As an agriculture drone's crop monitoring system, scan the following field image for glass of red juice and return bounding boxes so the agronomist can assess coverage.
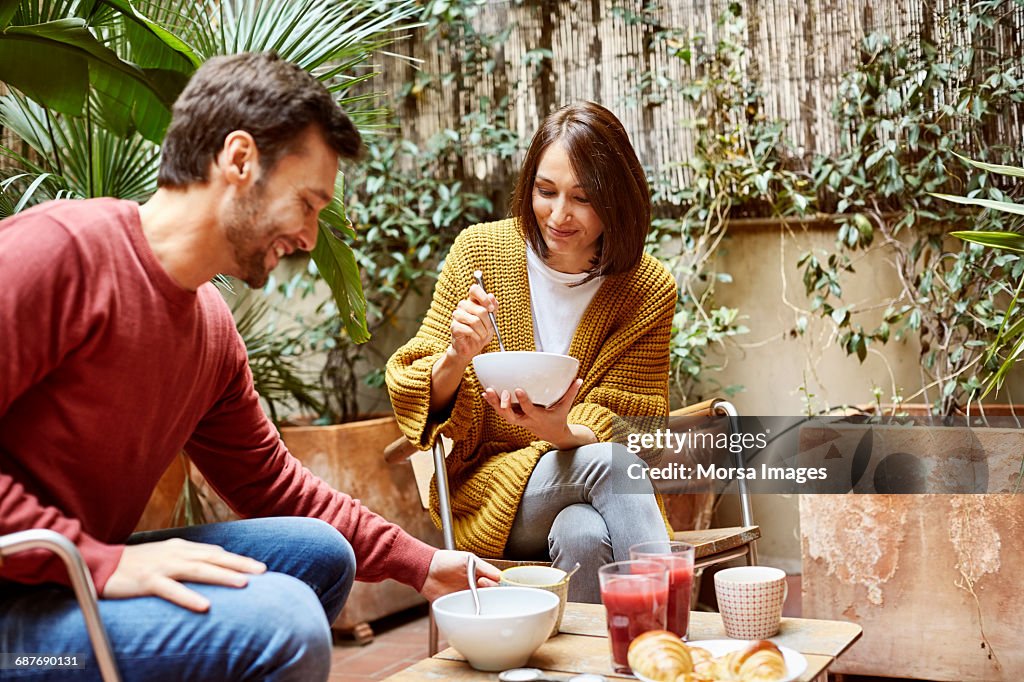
[629,540,695,640]
[597,560,669,674]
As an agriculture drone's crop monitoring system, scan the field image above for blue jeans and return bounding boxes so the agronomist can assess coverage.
[0,517,356,681]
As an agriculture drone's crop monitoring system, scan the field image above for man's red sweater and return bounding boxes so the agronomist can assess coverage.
[0,198,435,593]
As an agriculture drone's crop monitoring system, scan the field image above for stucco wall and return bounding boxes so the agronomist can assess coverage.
[698,223,1023,570]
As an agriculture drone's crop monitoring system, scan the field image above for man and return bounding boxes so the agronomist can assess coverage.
[0,52,498,681]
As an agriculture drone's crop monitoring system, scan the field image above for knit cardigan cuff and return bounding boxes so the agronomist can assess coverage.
[567,401,620,443]
[389,350,473,450]
[428,377,475,447]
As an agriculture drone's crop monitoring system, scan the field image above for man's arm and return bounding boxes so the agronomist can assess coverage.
[0,211,125,590]
[184,335,443,589]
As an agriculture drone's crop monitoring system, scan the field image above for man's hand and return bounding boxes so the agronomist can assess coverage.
[420,550,501,602]
[102,538,267,612]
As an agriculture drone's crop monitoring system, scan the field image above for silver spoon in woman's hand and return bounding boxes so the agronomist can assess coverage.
[473,270,505,352]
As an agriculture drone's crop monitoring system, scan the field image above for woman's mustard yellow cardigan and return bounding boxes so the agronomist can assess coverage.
[385,218,676,557]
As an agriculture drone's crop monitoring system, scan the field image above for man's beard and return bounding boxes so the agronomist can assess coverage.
[224,191,278,289]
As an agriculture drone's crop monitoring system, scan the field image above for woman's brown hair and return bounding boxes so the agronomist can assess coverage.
[510,101,651,281]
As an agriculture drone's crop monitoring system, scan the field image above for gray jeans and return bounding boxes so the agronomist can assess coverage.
[504,442,669,603]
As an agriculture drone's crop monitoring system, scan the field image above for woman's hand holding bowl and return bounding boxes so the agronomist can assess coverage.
[482,378,588,449]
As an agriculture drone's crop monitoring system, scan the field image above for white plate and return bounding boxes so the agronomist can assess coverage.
[632,639,807,682]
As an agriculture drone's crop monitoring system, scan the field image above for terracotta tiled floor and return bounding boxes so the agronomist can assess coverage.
[329,605,443,682]
[330,576,921,682]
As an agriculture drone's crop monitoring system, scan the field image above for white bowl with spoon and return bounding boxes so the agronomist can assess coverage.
[432,586,560,671]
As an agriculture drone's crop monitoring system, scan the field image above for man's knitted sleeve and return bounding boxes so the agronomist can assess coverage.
[0,212,124,591]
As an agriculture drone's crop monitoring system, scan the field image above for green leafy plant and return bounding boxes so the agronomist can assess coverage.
[0,0,423,341]
[303,132,496,422]
[272,0,522,423]
[797,2,1024,415]
[0,0,423,523]
[937,156,1024,398]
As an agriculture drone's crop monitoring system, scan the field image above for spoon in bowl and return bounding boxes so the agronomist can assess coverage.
[473,270,506,352]
[467,554,482,615]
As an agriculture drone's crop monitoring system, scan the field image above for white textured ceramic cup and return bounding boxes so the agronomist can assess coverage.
[714,566,788,639]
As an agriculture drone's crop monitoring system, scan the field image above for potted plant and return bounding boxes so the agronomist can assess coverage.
[794,8,1024,417]
[793,7,1024,675]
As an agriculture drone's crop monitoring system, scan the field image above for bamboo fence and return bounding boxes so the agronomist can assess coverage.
[380,0,1024,194]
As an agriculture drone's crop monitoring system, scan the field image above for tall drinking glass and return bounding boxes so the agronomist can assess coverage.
[597,560,669,674]
[629,540,695,640]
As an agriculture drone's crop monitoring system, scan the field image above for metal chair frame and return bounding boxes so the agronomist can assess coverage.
[0,529,122,682]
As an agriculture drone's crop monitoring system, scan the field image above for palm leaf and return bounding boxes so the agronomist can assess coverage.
[1,0,420,337]
[130,0,218,59]
[950,230,1024,254]
[1,93,159,201]
[99,0,201,68]
[933,193,1024,217]
[952,152,1024,179]
[213,0,420,126]
[0,18,184,141]
[2,0,87,27]
[0,171,75,217]
[313,172,369,343]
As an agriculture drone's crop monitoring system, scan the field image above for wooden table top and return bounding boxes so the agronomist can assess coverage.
[384,603,863,682]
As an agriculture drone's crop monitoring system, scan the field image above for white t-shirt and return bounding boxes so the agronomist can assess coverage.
[526,245,604,356]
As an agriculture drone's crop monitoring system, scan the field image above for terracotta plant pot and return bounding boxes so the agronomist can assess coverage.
[798,415,1024,681]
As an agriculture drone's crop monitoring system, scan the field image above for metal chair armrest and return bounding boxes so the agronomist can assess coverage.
[0,529,121,681]
[383,436,419,464]
[431,439,457,551]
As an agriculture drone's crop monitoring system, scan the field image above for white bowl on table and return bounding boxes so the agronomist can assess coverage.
[431,586,560,671]
[472,351,579,407]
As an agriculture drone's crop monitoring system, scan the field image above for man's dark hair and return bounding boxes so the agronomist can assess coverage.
[157,51,362,188]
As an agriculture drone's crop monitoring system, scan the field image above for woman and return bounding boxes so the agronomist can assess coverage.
[386,101,675,602]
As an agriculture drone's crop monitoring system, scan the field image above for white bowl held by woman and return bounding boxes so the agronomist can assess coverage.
[431,586,560,671]
[472,351,579,407]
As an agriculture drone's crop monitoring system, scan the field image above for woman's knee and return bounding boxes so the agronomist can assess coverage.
[573,442,652,492]
[548,504,611,558]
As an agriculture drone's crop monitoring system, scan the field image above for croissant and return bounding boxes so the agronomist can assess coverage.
[628,630,693,681]
[701,654,740,681]
[687,645,716,678]
[630,635,787,682]
[733,640,786,682]
[673,674,717,682]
